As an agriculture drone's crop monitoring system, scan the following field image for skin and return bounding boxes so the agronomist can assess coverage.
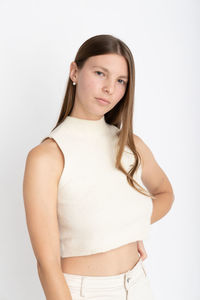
[23,54,174,283]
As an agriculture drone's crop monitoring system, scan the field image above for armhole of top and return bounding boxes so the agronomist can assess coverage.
[137,163,143,184]
[43,135,66,189]
[137,159,147,190]
[138,155,143,177]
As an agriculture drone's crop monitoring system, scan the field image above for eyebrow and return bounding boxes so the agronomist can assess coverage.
[92,65,128,79]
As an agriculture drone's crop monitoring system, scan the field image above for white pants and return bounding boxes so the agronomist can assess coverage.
[63,257,155,300]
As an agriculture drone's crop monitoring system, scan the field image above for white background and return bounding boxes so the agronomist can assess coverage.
[0,0,199,299]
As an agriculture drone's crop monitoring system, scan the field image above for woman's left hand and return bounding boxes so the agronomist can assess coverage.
[137,240,147,261]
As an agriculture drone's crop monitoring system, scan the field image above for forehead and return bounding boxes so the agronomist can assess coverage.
[86,54,128,77]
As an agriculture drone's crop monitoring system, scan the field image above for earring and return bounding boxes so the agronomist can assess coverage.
[73,82,76,85]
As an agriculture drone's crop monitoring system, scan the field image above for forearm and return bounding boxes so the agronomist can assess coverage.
[37,262,72,300]
[150,191,174,224]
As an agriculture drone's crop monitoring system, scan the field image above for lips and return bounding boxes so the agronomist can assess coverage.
[95,97,110,104]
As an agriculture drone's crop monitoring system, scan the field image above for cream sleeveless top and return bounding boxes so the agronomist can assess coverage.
[44,115,153,257]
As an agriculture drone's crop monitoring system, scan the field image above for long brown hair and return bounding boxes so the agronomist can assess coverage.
[41,34,155,199]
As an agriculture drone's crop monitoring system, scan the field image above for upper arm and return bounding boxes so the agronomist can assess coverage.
[133,134,174,198]
[23,138,64,268]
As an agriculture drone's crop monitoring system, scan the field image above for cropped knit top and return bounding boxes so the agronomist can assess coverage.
[44,115,153,258]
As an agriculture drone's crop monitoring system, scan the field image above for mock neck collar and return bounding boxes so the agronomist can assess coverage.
[61,114,109,136]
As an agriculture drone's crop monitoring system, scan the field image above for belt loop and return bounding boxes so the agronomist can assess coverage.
[80,276,86,297]
[124,271,130,300]
[141,262,147,277]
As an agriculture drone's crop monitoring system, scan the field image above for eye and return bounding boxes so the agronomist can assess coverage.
[118,79,126,85]
[95,71,104,76]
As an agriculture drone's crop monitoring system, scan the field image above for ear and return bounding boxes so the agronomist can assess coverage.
[69,61,79,83]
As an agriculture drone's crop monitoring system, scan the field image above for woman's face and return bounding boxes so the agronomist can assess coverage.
[69,53,128,119]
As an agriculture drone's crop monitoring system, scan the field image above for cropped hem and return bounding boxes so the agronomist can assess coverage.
[60,228,151,258]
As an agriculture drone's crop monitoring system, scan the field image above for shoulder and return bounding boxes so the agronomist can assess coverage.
[133,133,174,195]
[24,138,64,184]
[133,133,154,169]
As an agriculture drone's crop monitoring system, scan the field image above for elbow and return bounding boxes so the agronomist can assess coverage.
[171,191,175,204]
[37,258,61,273]
[168,191,175,210]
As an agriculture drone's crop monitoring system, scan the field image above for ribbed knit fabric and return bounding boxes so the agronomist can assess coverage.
[44,115,153,257]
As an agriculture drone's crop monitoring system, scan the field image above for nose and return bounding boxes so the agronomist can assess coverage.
[103,80,114,94]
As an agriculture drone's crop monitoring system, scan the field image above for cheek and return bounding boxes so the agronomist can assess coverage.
[110,87,126,107]
[79,73,99,94]
[116,86,126,101]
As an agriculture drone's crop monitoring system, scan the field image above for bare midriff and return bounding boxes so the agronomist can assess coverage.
[61,241,140,276]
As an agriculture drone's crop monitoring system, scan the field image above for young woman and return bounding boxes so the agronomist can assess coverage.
[23,34,174,300]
